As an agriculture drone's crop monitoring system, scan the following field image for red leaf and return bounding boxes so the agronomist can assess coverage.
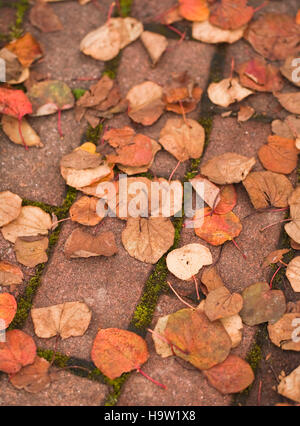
[0,330,36,374]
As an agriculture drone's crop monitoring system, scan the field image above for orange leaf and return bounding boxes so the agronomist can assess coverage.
[258,135,298,175]
[237,57,283,93]
[0,330,36,374]
[209,0,254,30]
[5,33,43,68]
[0,293,17,328]
[178,0,209,22]
[194,207,242,246]
[297,10,300,25]
[91,328,149,379]
[214,185,237,215]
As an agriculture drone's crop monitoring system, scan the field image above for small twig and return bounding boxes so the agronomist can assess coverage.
[168,160,181,182]
[257,380,262,406]
[192,275,200,300]
[270,265,282,289]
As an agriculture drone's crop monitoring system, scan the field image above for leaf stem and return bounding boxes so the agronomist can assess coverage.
[167,281,195,310]
[269,265,282,289]
[136,367,166,390]
[168,160,181,182]
[231,239,247,260]
[260,218,291,232]
[192,275,200,300]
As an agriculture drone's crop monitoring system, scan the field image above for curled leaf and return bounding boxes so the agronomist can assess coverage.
[192,20,245,44]
[207,78,253,107]
[268,313,300,351]
[0,261,23,287]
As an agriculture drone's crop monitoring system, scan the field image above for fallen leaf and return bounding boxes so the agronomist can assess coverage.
[166,243,213,280]
[204,286,243,321]
[271,119,293,139]
[244,13,300,61]
[285,187,300,244]
[31,301,92,340]
[237,57,283,93]
[29,0,63,32]
[209,0,254,30]
[1,206,52,244]
[0,293,17,329]
[126,81,165,126]
[122,217,175,264]
[159,5,182,25]
[0,87,32,122]
[297,10,300,25]
[258,135,298,174]
[0,330,36,374]
[164,308,231,370]
[207,78,253,107]
[201,153,256,184]
[178,0,209,22]
[77,75,114,108]
[242,171,294,210]
[107,134,154,167]
[203,355,254,394]
[0,48,24,83]
[0,191,22,227]
[192,20,246,44]
[141,31,168,65]
[27,80,74,116]
[159,118,205,162]
[280,55,300,88]
[118,139,161,175]
[194,207,242,246]
[14,236,49,268]
[220,314,243,348]
[262,249,290,268]
[237,105,255,122]
[201,266,224,293]
[190,175,221,209]
[10,356,52,393]
[0,261,23,288]
[287,301,300,313]
[91,328,149,379]
[64,228,117,258]
[80,17,143,61]
[240,282,286,326]
[286,256,300,293]
[275,92,300,115]
[1,115,43,147]
[69,196,103,226]
[268,313,300,351]
[5,33,43,68]
[214,185,237,215]
[277,365,300,403]
[152,315,173,358]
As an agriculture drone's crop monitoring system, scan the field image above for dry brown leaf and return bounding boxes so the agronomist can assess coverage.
[152,315,173,358]
[5,33,43,68]
[242,171,293,210]
[126,81,164,126]
[1,206,52,243]
[286,257,300,293]
[31,301,92,340]
[141,31,168,65]
[69,196,103,226]
[118,139,161,175]
[262,249,290,268]
[15,236,49,268]
[277,365,300,403]
[275,92,300,115]
[201,267,224,294]
[192,20,245,44]
[287,301,300,313]
[237,105,255,122]
[106,134,154,167]
[280,55,300,88]
[10,356,52,393]
[190,175,221,209]
[77,75,114,108]
[159,118,205,162]
[209,0,254,30]
[268,313,300,351]
[80,17,143,61]
[0,261,23,287]
[244,13,300,61]
[64,228,118,259]
[0,191,22,227]
[201,152,255,185]
[1,115,43,147]
[0,48,26,84]
[166,243,212,280]
[207,78,253,107]
[122,217,175,264]
[29,0,63,32]
[220,314,243,348]
[285,187,300,244]
[258,135,298,175]
[204,286,243,321]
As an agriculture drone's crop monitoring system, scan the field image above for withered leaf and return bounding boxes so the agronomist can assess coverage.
[209,0,254,30]
[242,171,294,210]
[285,187,300,244]
[163,73,203,114]
[204,286,243,321]
[237,57,283,93]
[203,355,254,394]
[201,267,224,294]
[91,328,149,380]
[280,55,300,88]
[5,33,43,68]
[201,153,255,184]
[141,31,168,65]
[29,0,63,33]
[106,134,154,167]
[0,293,17,329]
[277,366,300,403]
[244,13,300,61]
[64,229,118,259]
[1,206,52,243]
[268,313,300,351]
[192,20,246,44]
[207,78,253,107]
[237,105,255,122]
[275,92,300,115]
[190,175,221,209]
[77,75,114,108]
[15,236,49,268]
[31,301,92,340]
[258,135,298,175]
[262,249,290,268]
[166,243,213,280]
[122,217,175,264]
[286,256,300,293]
[1,115,43,148]
[164,308,231,370]
[70,196,103,226]
[0,191,22,227]
[0,330,36,374]
[240,282,286,326]
[126,81,165,126]
[159,118,205,162]
[10,356,52,394]
[0,261,23,287]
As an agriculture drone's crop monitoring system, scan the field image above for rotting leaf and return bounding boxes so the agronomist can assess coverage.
[0,330,36,374]
[14,236,49,268]
[10,356,52,394]
[31,301,92,340]
[203,355,254,394]
[258,135,298,175]
[91,328,149,380]
[0,261,23,288]
[209,0,254,30]
[0,191,22,227]
[242,171,294,210]
[268,313,300,351]
[286,256,300,293]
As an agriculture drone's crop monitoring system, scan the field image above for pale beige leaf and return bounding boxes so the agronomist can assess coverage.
[277,365,300,403]
[0,191,22,227]
[220,314,243,349]
[207,78,253,107]
[152,315,173,358]
[286,256,300,292]
[1,116,43,147]
[15,236,49,268]
[190,176,221,209]
[192,20,245,44]
[268,313,300,351]
[285,187,300,244]
[61,163,112,188]
[141,31,168,65]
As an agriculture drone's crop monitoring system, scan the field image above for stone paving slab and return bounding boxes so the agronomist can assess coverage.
[0,371,108,406]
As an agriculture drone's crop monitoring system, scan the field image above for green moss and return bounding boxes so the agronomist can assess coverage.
[9,0,29,40]
[246,343,262,373]
[104,374,130,406]
[72,88,86,101]
[37,349,69,368]
[119,0,133,17]
[85,123,103,144]
[103,52,122,80]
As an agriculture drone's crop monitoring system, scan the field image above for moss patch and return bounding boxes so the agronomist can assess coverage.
[85,123,104,144]
[118,0,133,17]
[9,0,29,40]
